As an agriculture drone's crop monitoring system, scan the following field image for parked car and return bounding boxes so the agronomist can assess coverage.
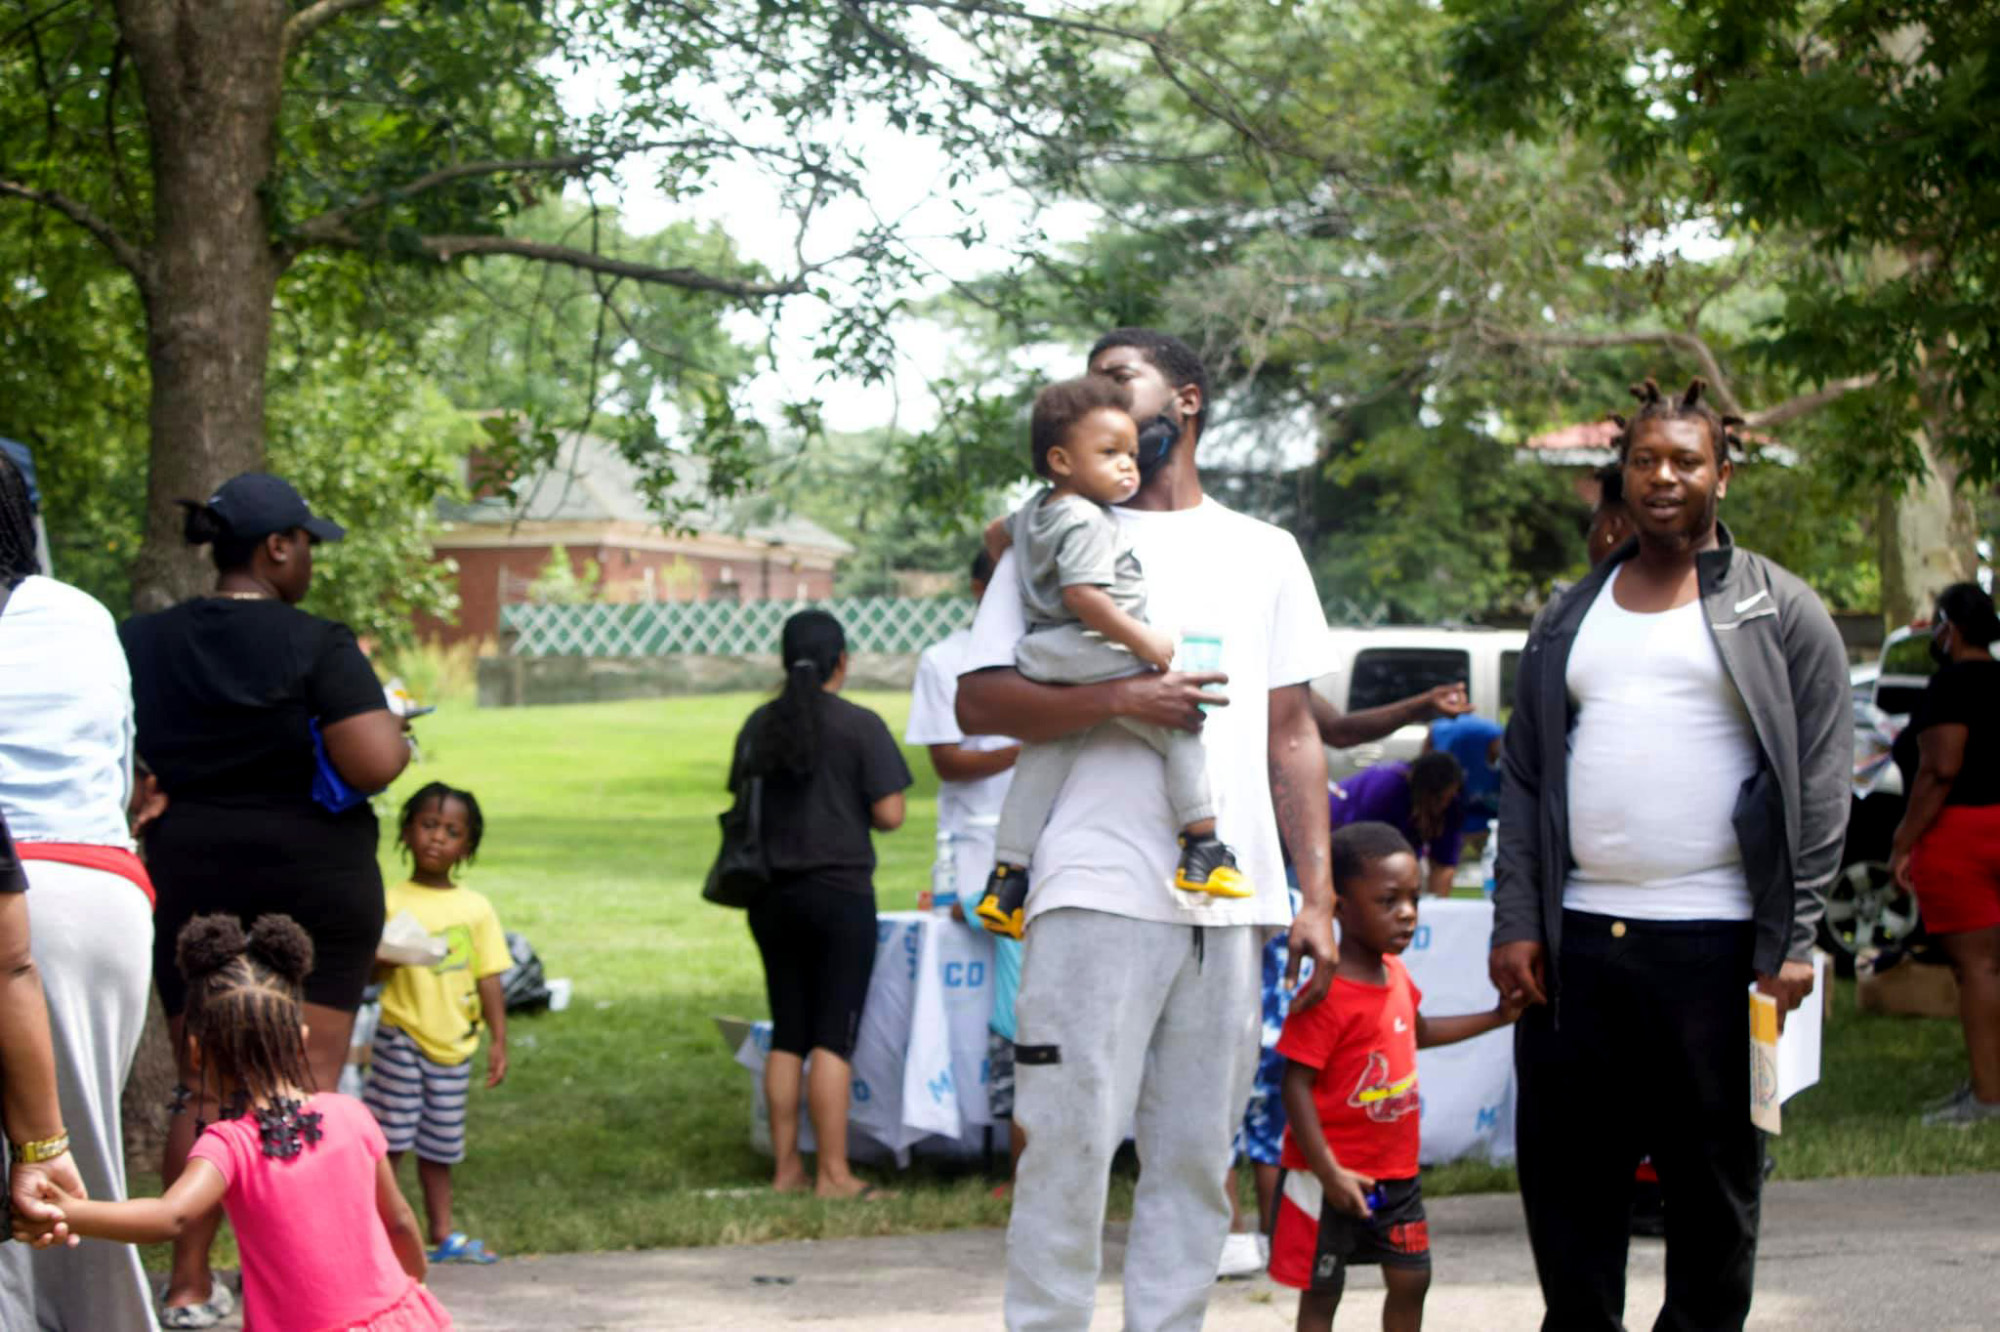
[1311,627,1528,783]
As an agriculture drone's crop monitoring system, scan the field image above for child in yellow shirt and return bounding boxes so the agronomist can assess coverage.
[364,782,510,1264]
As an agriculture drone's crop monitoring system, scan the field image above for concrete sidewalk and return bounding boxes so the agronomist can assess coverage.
[395,1175,1999,1331]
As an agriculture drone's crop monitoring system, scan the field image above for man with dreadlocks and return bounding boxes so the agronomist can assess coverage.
[1489,379,1849,1330]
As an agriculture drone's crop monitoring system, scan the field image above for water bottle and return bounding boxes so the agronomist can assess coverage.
[1179,628,1225,712]
[929,828,957,914]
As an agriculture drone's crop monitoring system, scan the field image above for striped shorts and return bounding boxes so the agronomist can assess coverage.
[362,1023,472,1165]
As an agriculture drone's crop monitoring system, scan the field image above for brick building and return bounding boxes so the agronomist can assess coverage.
[420,433,852,645]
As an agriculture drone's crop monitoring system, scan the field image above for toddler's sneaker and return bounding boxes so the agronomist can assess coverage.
[1174,834,1253,898]
[976,864,1030,940]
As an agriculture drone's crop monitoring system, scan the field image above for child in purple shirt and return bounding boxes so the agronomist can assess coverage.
[1329,753,1466,896]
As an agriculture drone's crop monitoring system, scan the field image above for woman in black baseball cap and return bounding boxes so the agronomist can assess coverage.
[118,472,410,1327]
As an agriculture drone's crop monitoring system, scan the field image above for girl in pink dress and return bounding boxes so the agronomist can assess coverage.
[13,914,451,1331]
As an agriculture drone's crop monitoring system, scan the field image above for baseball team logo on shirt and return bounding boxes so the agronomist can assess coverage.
[1347,1051,1419,1123]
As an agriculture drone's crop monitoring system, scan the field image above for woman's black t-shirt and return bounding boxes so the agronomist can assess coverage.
[119,599,388,810]
[731,693,914,893]
[1906,658,2000,807]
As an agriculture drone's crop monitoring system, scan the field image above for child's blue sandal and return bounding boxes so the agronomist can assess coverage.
[429,1232,499,1264]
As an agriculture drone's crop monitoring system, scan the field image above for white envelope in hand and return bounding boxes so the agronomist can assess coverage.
[377,911,446,967]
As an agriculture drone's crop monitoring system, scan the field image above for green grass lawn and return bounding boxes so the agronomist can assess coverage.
[144,692,2000,1261]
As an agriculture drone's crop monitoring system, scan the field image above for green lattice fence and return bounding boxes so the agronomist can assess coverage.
[500,597,976,657]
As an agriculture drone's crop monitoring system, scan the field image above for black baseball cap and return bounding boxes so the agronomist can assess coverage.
[206,473,346,543]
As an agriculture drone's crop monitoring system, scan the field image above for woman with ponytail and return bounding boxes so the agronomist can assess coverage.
[729,609,912,1197]
[12,915,449,1332]
[118,473,410,1326]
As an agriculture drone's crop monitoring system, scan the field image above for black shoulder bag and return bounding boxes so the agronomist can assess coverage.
[703,729,769,908]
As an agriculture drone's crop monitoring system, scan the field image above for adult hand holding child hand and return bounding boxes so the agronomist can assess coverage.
[1489,941,1549,1008]
[9,1159,82,1249]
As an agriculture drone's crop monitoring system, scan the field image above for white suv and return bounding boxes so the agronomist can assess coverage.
[1311,626,1529,783]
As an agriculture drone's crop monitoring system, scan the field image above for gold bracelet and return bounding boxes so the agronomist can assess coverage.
[9,1131,69,1165]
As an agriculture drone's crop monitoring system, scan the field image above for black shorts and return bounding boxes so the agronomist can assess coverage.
[146,799,386,1016]
[1270,1172,1429,1295]
[747,877,877,1060]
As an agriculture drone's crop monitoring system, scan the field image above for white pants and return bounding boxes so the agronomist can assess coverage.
[0,860,158,1332]
[1004,908,1260,1332]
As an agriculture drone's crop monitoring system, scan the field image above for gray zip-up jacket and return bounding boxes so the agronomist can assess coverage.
[1492,526,1851,980]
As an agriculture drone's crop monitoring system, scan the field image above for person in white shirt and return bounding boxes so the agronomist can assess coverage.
[904,550,1029,1170]
[958,328,1338,1332]
[0,453,158,1332]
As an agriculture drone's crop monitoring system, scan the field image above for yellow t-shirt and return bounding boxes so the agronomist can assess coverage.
[377,880,510,1066]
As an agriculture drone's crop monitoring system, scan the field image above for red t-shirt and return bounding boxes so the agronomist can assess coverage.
[1276,955,1423,1179]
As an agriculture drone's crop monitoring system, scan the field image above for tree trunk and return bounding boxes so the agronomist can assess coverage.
[1879,425,1978,630]
[118,0,287,613]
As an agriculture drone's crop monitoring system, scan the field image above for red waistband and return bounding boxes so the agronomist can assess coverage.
[15,844,155,909]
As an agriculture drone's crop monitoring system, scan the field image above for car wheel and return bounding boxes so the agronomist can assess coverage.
[1818,859,1923,974]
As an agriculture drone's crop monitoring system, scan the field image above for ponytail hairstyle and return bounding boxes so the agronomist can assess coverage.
[750,609,847,778]
[0,449,38,586]
[178,499,264,574]
[177,914,316,1113]
[1407,751,1465,846]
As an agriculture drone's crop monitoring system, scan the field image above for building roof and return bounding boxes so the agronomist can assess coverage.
[438,430,853,555]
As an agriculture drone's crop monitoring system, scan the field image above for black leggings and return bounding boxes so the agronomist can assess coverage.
[747,881,877,1060]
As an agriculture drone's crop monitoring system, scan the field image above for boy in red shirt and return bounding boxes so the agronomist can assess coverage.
[1269,821,1525,1331]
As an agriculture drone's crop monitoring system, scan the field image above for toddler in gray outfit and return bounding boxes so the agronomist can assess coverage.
[971,375,1250,940]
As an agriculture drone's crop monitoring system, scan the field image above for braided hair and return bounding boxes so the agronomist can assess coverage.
[1609,378,1743,465]
[398,781,486,862]
[177,914,317,1111]
[0,450,40,586]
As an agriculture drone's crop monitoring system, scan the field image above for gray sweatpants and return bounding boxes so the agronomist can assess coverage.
[996,625,1216,869]
[1005,908,1260,1332]
[0,860,158,1332]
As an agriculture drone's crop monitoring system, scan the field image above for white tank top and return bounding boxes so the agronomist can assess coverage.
[1562,568,1761,921]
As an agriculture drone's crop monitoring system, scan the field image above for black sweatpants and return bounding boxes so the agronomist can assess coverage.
[1515,910,1763,1332]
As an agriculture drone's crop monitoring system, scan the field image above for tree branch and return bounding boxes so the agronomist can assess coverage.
[283,0,383,59]
[0,178,150,288]
[1480,325,1743,416]
[311,229,806,298]
[1744,374,1880,429]
[287,154,601,248]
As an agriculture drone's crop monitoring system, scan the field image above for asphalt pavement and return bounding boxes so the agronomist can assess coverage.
[378,1173,1999,1330]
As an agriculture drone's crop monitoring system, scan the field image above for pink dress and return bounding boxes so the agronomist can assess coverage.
[189,1092,452,1332]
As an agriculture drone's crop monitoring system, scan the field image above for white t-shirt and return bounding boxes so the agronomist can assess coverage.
[906,629,1017,834]
[906,629,1018,896]
[964,498,1333,929]
[1563,570,1759,921]
[0,576,136,849]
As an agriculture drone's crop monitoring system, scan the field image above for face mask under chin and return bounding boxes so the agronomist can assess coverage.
[1135,410,1180,480]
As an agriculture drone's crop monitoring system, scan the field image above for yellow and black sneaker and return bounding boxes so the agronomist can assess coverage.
[1173,834,1254,899]
[975,863,1030,939]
